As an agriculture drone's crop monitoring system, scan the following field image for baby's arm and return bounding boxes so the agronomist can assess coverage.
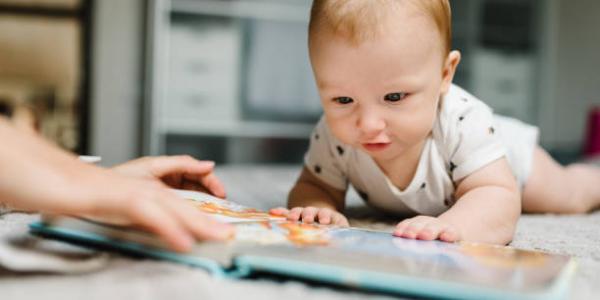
[394,158,521,244]
[270,166,349,226]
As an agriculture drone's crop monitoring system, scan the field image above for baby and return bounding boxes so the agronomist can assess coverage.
[271,0,600,245]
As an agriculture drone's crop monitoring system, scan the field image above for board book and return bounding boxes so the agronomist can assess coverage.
[29,190,576,300]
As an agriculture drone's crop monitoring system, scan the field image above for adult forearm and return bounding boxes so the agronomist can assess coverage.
[0,118,95,214]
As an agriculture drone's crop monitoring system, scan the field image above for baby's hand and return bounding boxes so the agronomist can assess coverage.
[270,207,349,227]
[393,216,461,242]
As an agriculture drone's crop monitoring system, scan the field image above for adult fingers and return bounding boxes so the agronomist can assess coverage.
[149,155,214,179]
[180,180,210,194]
[126,196,194,252]
[157,190,234,241]
[180,168,226,198]
[197,172,226,198]
[163,173,183,188]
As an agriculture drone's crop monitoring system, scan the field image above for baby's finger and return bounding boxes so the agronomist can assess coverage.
[317,208,333,224]
[417,223,446,241]
[393,219,413,237]
[332,213,349,227]
[401,220,430,239]
[439,227,461,242]
[288,207,304,221]
[301,207,319,223]
[269,207,289,216]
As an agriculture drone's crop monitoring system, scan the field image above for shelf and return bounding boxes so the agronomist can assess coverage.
[170,0,311,23]
[161,119,314,139]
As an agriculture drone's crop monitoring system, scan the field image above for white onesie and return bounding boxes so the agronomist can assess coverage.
[304,84,538,216]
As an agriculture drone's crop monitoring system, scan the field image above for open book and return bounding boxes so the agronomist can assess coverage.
[29,190,576,300]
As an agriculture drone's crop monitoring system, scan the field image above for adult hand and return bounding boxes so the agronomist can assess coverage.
[111,155,226,198]
[0,119,233,252]
[73,169,234,252]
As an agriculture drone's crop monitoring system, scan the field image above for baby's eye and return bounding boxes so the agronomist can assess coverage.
[384,92,407,102]
[333,96,354,104]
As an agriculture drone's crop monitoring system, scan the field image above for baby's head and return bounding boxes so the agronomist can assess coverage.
[308,0,461,163]
[309,0,452,57]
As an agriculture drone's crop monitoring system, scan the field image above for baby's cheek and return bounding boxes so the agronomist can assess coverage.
[389,110,436,142]
[329,123,357,145]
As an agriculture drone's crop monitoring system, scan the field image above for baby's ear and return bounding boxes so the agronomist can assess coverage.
[440,50,461,95]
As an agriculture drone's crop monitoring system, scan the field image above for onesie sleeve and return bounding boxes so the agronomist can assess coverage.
[304,117,349,190]
[439,87,507,182]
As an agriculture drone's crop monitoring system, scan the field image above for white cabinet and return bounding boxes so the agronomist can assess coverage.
[165,17,242,124]
[244,19,321,120]
[471,49,536,124]
[144,0,317,163]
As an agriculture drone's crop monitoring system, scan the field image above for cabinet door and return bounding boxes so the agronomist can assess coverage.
[471,49,536,124]
[166,16,242,123]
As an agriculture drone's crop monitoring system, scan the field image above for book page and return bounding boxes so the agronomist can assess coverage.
[173,189,285,223]
[229,221,572,294]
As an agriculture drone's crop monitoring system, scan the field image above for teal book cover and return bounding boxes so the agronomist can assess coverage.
[30,190,576,300]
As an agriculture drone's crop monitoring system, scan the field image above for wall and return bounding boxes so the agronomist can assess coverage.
[90,0,144,166]
[542,0,600,151]
[0,16,79,104]
[0,6,81,149]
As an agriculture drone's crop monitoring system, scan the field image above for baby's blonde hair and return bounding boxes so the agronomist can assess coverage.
[309,0,452,56]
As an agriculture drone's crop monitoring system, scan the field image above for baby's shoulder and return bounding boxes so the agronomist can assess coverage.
[312,116,337,145]
[435,85,492,133]
[432,85,496,157]
[309,116,355,161]
[438,84,492,121]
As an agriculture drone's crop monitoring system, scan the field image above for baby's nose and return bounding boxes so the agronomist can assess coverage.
[357,109,385,134]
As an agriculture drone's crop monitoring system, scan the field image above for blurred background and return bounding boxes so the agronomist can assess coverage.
[0,0,598,167]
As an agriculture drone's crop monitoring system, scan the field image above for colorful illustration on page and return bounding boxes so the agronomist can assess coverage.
[173,189,284,222]
[234,221,331,246]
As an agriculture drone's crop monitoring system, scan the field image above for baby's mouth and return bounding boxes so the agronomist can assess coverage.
[362,142,391,152]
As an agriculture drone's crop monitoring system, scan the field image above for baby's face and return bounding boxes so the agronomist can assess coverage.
[309,8,457,164]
